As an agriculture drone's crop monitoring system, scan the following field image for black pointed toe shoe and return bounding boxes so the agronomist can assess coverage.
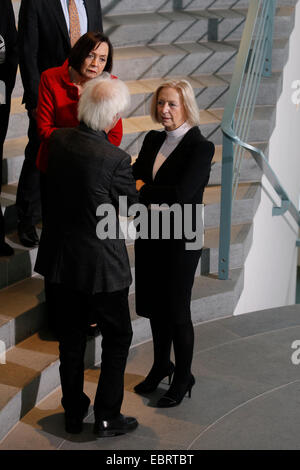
[134,362,175,395]
[94,414,138,438]
[156,374,195,408]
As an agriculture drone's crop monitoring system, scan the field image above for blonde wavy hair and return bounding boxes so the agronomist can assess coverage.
[150,79,200,127]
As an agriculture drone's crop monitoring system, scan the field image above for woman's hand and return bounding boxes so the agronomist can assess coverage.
[136,179,146,191]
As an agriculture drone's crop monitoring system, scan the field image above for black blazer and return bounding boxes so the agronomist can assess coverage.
[34,123,139,294]
[0,0,18,96]
[132,126,215,321]
[132,126,214,207]
[18,0,103,110]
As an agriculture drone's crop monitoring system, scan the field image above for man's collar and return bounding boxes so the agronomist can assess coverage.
[78,121,108,139]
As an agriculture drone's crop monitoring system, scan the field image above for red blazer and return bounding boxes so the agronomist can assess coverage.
[36,59,123,172]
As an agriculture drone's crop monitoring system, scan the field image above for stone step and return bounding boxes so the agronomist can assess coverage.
[100,0,297,15]
[5,90,276,152]
[11,0,297,19]
[0,265,243,442]
[103,6,294,47]
[11,69,282,118]
[203,181,261,228]
[121,105,276,154]
[0,277,45,351]
[126,71,282,117]
[0,218,251,352]
[112,38,289,82]
[0,216,250,348]
[0,169,261,235]
[0,176,259,294]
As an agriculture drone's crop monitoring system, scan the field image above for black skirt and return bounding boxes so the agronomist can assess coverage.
[134,236,201,324]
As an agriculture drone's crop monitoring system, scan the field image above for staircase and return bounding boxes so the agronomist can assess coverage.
[0,0,298,442]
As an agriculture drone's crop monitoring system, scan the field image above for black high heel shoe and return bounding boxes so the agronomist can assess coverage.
[156,374,195,408]
[134,362,175,394]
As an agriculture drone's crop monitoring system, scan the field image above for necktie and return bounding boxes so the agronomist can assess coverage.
[69,0,81,47]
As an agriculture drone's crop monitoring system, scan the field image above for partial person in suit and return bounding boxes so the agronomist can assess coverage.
[34,76,139,436]
[17,0,103,247]
[0,0,18,256]
[132,80,215,407]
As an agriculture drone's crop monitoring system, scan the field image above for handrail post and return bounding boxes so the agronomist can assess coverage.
[263,0,277,77]
[218,132,234,280]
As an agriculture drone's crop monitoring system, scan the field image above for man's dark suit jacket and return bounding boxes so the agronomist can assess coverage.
[18,0,103,110]
[34,123,139,294]
[0,0,18,98]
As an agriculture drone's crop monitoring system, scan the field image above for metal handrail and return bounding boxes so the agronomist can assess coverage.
[218,0,300,280]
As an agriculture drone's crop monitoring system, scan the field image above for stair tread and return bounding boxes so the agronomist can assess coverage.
[114,38,287,59]
[3,136,28,160]
[123,105,274,134]
[3,132,268,163]
[104,5,293,25]
[0,178,260,208]
[0,277,44,322]
[0,332,59,410]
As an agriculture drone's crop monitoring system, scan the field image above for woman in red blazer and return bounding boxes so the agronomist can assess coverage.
[36,31,122,173]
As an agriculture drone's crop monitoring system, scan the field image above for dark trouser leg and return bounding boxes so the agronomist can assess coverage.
[93,288,133,420]
[46,282,90,414]
[0,211,4,244]
[16,114,41,228]
[0,95,11,243]
[172,320,194,382]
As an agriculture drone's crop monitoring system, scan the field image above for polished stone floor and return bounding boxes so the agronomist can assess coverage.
[1,304,300,451]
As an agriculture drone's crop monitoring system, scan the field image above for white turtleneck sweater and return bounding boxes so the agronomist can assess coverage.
[152,122,192,180]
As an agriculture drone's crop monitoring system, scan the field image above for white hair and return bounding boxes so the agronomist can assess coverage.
[78,73,130,131]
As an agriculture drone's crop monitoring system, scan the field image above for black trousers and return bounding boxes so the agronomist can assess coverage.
[16,114,41,228]
[45,281,133,420]
[0,95,12,243]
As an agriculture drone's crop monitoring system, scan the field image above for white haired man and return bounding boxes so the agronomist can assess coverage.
[35,76,139,437]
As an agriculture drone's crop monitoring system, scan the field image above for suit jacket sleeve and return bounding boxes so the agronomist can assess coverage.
[134,132,215,205]
[110,156,139,215]
[18,0,40,110]
[95,0,103,31]
[0,0,18,93]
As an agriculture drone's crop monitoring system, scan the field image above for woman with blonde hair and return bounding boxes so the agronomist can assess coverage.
[132,79,215,407]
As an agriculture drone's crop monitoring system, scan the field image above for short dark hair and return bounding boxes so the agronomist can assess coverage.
[68,31,113,74]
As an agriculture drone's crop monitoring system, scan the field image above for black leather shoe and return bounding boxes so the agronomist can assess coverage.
[64,397,90,434]
[0,241,14,257]
[94,414,138,438]
[18,225,39,248]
